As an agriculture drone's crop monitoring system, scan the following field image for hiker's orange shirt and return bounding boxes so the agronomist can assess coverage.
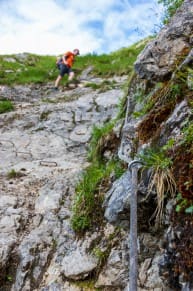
[64,51,75,68]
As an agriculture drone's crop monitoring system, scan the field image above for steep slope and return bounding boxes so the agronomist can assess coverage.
[0,1,193,290]
[0,75,126,290]
[105,0,193,290]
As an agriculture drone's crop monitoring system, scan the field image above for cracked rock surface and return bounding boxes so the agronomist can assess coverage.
[0,77,124,291]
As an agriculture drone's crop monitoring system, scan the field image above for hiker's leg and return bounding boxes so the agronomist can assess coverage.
[55,64,68,88]
[55,75,62,88]
[68,71,75,81]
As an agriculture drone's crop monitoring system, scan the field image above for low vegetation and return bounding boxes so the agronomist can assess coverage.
[0,38,152,86]
[0,99,14,114]
[85,79,118,92]
[71,110,127,234]
[138,141,176,227]
[7,169,24,179]
[136,81,183,143]
[158,0,185,24]
[71,78,130,234]
[39,110,51,121]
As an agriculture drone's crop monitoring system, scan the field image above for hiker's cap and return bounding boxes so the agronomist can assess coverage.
[73,48,80,55]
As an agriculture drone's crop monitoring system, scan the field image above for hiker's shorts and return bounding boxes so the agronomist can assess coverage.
[58,64,72,77]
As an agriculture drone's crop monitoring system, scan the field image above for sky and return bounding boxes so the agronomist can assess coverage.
[0,0,164,56]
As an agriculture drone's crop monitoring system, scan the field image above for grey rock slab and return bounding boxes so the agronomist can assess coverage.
[61,248,98,280]
[96,249,128,288]
[160,100,191,140]
[35,181,68,214]
[13,215,58,291]
[0,76,127,290]
[143,255,163,289]
[95,89,123,109]
[134,0,193,81]
[69,124,91,143]
[108,75,128,84]
[0,195,18,209]
[118,119,141,163]
[3,57,16,63]
[74,94,95,111]
[104,167,151,226]
[79,66,93,80]
[0,235,16,267]
[104,170,132,224]
[0,214,21,233]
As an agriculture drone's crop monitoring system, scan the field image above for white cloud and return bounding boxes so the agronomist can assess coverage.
[0,0,164,55]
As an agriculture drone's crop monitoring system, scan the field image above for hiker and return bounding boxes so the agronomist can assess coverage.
[54,48,80,90]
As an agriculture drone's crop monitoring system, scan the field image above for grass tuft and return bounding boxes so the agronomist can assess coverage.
[138,143,176,227]
[0,99,14,114]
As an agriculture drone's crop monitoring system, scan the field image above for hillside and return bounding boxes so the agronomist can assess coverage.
[0,1,193,290]
[0,39,148,85]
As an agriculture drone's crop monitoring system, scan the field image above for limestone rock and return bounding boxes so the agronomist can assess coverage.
[160,99,192,144]
[61,249,98,280]
[95,249,128,288]
[104,168,152,227]
[134,0,193,81]
[104,170,132,225]
[95,89,123,110]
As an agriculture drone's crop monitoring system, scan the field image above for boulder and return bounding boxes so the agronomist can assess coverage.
[134,0,193,81]
[61,249,98,280]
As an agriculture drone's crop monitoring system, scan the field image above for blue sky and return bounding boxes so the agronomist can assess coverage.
[0,0,164,55]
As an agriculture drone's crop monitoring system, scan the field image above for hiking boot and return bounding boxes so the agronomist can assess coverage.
[51,87,59,92]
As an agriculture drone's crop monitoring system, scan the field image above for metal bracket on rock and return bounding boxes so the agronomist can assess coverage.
[39,161,58,167]
[128,159,143,171]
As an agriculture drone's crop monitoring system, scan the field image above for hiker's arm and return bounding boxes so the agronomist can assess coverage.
[62,55,68,65]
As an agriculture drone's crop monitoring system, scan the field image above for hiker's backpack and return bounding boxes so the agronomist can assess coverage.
[56,52,71,68]
[56,56,63,68]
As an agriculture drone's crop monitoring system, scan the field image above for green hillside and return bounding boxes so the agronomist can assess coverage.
[0,38,152,85]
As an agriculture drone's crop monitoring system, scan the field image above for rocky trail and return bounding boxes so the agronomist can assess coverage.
[0,76,125,290]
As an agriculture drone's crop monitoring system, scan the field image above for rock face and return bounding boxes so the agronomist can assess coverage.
[61,249,98,280]
[104,1,193,290]
[134,0,193,81]
[0,78,125,290]
[104,168,152,227]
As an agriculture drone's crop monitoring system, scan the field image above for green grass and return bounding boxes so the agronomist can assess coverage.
[71,117,126,234]
[181,119,193,145]
[175,193,193,214]
[75,38,152,78]
[7,169,24,179]
[158,0,184,24]
[88,121,115,162]
[85,80,117,92]
[138,144,173,170]
[39,110,51,121]
[73,279,101,290]
[0,99,14,114]
[71,162,105,232]
[71,75,129,234]
[0,54,56,85]
[0,37,152,85]
[71,158,125,233]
